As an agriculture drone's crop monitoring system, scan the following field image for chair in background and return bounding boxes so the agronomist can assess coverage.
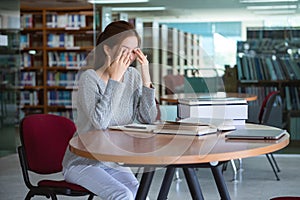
[18,114,95,200]
[222,91,283,181]
[258,91,282,181]
[163,74,184,95]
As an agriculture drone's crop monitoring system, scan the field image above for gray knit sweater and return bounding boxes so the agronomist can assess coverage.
[62,67,157,170]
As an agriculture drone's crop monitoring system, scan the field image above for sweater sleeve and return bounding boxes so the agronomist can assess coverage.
[136,86,158,124]
[125,67,157,124]
[78,72,126,130]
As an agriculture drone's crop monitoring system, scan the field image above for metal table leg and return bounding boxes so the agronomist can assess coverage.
[135,166,155,200]
[182,167,205,200]
[157,167,176,200]
[211,164,231,200]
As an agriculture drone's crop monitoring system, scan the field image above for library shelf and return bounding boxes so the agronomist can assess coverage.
[237,27,300,141]
[20,5,98,119]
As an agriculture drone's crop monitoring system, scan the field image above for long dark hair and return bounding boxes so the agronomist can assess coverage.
[94,21,141,69]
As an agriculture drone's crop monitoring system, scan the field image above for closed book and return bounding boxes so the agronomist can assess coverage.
[153,124,217,136]
[178,103,248,120]
[178,97,247,105]
[179,117,245,127]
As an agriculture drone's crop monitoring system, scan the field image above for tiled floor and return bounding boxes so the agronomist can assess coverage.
[1,153,300,200]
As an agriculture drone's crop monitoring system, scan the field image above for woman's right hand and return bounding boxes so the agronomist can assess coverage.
[106,49,131,82]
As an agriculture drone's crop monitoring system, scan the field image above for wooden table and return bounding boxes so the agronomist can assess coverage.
[69,124,289,200]
[160,92,258,104]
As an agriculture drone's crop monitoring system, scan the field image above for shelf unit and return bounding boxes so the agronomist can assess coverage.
[237,27,300,140]
[20,5,98,119]
[0,29,20,127]
[145,23,205,97]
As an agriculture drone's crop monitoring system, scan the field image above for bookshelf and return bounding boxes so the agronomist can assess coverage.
[0,29,20,127]
[158,24,206,97]
[237,27,300,140]
[20,5,98,119]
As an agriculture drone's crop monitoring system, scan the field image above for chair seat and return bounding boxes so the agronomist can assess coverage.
[38,180,89,192]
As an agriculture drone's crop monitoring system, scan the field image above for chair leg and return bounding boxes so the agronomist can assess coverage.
[237,158,243,171]
[230,159,238,181]
[173,168,182,182]
[222,161,228,173]
[25,191,35,200]
[135,167,141,178]
[88,194,94,200]
[50,193,58,200]
[270,153,280,172]
[266,154,280,181]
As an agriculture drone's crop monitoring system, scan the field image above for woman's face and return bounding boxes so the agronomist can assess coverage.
[110,36,139,64]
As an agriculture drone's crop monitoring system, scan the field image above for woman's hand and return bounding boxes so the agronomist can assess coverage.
[106,49,131,82]
[134,49,152,88]
[134,48,149,68]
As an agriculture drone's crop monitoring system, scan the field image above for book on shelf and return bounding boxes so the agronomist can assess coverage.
[21,14,33,28]
[290,117,300,140]
[21,52,32,67]
[48,51,87,67]
[237,39,300,81]
[47,71,76,87]
[47,33,74,48]
[20,72,36,86]
[20,91,39,106]
[46,14,87,28]
[47,90,72,106]
[20,34,30,49]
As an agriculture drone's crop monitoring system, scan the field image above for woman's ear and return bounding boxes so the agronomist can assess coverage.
[103,45,111,57]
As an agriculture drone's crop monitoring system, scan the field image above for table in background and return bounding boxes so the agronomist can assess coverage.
[69,124,289,200]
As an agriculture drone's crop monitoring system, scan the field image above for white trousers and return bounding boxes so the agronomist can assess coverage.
[64,163,139,200]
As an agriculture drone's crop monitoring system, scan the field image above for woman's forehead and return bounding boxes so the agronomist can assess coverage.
[120,36,139,48]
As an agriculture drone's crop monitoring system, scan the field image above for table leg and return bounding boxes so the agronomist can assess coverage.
[182,167,205,200]
[135,166,155,200]
[210,165,231,200]
[157,167,176,200]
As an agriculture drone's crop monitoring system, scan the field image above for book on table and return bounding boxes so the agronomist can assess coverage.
[177,97,248,121]
[178,117,238,131]
[108,122,218,136]
[178,97,247,105]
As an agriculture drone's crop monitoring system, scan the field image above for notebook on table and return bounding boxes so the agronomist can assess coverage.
[108,122,218,136]
[225,129,287,140]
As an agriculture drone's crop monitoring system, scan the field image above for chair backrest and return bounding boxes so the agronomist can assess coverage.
[258,91,281,125]
[164,74,184,94]
[184,76,220,93]
[20,114,76,174]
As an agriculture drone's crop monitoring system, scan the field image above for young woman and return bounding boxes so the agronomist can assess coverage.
[62,21,157,200]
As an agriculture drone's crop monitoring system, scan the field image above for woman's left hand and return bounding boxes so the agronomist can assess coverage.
[134,48,149,68]
[134,49,152,88]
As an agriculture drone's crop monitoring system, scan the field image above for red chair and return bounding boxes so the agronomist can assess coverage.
[18,114,95,200]
[258,91,282,181]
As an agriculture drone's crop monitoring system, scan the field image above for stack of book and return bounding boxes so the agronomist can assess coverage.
[177,97,248,126]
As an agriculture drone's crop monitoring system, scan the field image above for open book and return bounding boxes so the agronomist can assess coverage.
[108,122,218,136]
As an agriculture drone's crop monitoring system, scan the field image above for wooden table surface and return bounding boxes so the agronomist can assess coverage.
[69,124,289,166]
